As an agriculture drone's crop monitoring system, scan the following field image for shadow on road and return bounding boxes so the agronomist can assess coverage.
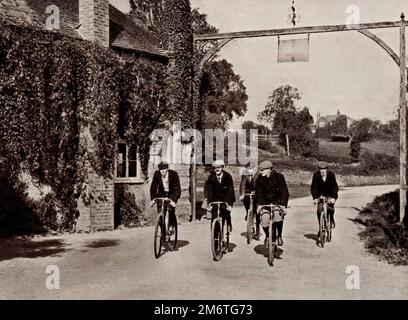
[226,242,237,253]
[84,239,120,249]
[160,240,190,256]
[0,238,69,261]
[304,233,318,241]
[253,245,283,259]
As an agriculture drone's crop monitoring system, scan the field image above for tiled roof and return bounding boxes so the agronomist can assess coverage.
[0,0,168,58]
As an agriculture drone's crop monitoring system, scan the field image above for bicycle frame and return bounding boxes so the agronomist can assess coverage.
[152,197,170,227]
[208,201,229,228]
[258,203,282,266]
[152,197,178,258]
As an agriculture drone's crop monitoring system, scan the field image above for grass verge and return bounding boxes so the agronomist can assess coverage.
[353,190,408,265]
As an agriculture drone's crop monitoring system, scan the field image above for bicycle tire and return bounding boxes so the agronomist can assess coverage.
[168,220,178,251]
[246,209,253,244]
[154,215,163,259]
[268,220,275,266]
[319,208,326,248]
[211,219,223,261]
[327,213,332,243]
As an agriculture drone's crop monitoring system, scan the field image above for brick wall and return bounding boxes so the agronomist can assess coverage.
[76,126,114,232]
[79,0,109,47]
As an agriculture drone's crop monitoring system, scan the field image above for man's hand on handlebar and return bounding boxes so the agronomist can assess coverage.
[239,194,245,201]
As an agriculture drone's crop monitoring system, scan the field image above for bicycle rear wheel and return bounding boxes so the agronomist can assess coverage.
[267,221,275,266]
[319,211,326,248]
[211,219,223,261]
[154,216,164,258]
[168,220,178,251]
[246,209,253,244]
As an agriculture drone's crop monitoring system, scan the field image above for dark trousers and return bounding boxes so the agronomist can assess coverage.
[317,203,335,225]
[243,196,259,232]
[210,204,232,231]
[260,206,283,240]
[262,221,283,241]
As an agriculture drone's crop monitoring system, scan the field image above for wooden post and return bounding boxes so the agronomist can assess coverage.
[400,13,407,223]
[286,134,290,156]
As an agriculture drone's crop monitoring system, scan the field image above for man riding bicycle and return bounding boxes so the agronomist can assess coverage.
[239,161,260,239]
[311,161,339,234]
[255,160,289,247]
[205,160,235,233]
[150,161,181,232]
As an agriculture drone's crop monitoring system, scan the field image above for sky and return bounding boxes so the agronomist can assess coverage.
[110,0,407,129]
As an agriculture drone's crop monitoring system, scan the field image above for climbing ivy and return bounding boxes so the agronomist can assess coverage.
[0,21,173,231]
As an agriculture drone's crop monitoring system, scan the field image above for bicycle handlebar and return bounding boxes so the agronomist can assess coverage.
[317,196,330,203]
[243,192,255,197]
[151,197,170,207]
[208,201,229,207]
[259,204,283,209]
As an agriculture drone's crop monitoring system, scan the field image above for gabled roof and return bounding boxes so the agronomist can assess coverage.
[0,0,169,59]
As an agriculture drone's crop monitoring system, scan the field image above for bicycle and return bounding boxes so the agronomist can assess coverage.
[259,204,284,266]
[151,197,178,259]
[243,192,256,244]
[208,201,230,261]
[316,196,333,248]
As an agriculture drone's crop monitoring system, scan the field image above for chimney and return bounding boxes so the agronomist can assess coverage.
[79,0,109,47]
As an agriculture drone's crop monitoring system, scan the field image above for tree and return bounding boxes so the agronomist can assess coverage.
[191,9,248,130]
[258,85,318,157]
[258,85,299,134]
[332,115,348,135]
[200,59,248,129]
[350,118,374,142]
[349,118,375,162]
[128,5,248,130]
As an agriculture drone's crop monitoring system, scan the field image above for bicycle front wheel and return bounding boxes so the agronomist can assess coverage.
[211,219,223,261]
[246,209,253,244]
[326,214,332,243]
[154,216,164,259]
[268,221,275,266]
[319,211,326,248]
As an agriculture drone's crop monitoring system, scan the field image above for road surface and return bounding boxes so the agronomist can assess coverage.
[0,185,407,299]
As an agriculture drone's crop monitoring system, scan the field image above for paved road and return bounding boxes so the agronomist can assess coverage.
[0,185,407,299]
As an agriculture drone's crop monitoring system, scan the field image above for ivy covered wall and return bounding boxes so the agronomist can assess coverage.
[0,21,171,233]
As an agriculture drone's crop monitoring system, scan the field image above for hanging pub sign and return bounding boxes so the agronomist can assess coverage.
[277,35,310,63]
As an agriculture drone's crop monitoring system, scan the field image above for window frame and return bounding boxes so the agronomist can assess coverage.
[114,140,143,184]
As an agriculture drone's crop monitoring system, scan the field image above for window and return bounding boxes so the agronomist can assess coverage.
[115,142,142,183]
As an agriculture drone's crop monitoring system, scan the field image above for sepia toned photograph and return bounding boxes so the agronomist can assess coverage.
[0,0,407,304]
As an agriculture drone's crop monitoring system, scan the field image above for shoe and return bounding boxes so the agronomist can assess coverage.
[331,220,336,229]
[253,232,260,240]
[244,213,248,221]
[277,237,284,246]
[228,224,233,233]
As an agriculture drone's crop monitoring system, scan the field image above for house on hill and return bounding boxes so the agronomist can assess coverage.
[316,110,354,129]
[0,0,193,233]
